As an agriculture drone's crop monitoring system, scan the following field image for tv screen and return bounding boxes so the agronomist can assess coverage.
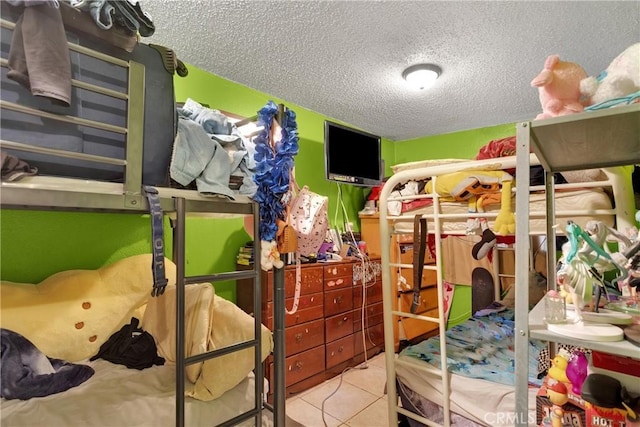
[324,121,382,187]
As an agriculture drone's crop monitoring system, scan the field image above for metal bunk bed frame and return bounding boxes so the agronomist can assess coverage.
[0,28,273,426]
[379,104,639,427]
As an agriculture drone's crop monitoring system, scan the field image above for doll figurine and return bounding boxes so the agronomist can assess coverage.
[546,379,568,427]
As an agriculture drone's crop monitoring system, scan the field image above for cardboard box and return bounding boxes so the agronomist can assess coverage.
[536,383,586,426]
[584,403,627,427]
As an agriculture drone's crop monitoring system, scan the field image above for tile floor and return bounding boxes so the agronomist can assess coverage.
[284,352,393,427]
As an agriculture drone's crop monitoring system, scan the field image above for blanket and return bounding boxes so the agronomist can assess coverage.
[0,329,94,400]
[400,309,544,387]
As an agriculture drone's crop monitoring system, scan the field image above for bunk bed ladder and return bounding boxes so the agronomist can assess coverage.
[171,197,266,427]
[380,179,452,427]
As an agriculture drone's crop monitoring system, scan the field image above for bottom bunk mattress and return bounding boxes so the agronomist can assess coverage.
[1,359,272,427]
[396,310,543,426]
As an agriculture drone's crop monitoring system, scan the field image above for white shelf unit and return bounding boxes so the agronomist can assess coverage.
[513,104,640,425]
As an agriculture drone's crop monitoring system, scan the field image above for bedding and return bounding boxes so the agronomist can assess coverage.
[142,283,274,401]
[392,187,614,235]
[396,309,543,426]
[1,359,273,427]
[0,256,273,416]
[0,254,177,362]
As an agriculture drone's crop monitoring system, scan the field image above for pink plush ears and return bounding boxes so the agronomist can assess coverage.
[531,54,560,87]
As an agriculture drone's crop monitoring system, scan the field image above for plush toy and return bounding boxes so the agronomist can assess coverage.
[580,43,640,107]
[531,54,588,120]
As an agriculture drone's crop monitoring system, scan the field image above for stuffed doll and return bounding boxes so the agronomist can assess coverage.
[531,54,587,120]
[580,42,640,107]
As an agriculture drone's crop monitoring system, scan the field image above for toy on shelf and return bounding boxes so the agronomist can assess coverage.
[580,42,640,108]
[548,348,570,383]
[531,54,587,120]
[545,379,569,427]
[565,350,588,395]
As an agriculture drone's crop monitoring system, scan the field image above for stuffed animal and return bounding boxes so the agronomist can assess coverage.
[580,43,640,107]
[531,54,587,120]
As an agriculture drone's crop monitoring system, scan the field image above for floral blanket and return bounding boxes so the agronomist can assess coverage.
[400,309,544,387]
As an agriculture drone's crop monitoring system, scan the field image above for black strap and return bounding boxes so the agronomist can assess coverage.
[411,215,427,314]
[143,186,168,297]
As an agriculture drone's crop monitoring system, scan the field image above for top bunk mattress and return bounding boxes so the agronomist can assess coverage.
[391,187,614,235]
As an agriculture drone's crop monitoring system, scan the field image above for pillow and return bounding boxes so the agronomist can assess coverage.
[188,294,273,401]
[141,283,214,383]
[0,254,176,362]
[143,283,273,401]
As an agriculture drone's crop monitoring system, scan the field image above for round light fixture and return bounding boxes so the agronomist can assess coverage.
[402,64,442,90]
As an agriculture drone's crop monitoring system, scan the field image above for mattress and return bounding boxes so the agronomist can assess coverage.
[396,355,539,427]
[1,359,272,427]
[393,188,614,235]
[395,310,542,426]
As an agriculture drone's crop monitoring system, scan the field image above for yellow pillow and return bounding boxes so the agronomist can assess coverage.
[0,254,176,362]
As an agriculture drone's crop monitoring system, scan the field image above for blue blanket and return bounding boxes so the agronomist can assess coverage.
[0,329,94,400]
[400,309,544,387]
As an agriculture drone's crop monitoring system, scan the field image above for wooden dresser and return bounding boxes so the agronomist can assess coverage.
[237,258,384,400]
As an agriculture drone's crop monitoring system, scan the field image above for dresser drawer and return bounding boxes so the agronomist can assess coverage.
[283,345,325,386]
[324,288,353,317]
[352,301,383,331]
[353,322,384,355]
[325,335,354,368]
[398,285,438,314]
[266,265,324,301]
[325,311,354,342]
[265,291,324,329]
[324,274,353,290]
[399,307,439,342]
[353,260,382,286]
[353,281,382,308]
[323,263,353,280]
[286,318,325,355]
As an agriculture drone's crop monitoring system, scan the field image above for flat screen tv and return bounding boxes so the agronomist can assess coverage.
[324,121,382,187]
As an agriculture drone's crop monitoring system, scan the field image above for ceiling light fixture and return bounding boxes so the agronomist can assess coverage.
[402,64,442,90]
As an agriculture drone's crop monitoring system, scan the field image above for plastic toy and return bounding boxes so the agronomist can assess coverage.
[546,379,568,427]
[531,54,587,120]
[548,348,570,383]
[565,350,588,395]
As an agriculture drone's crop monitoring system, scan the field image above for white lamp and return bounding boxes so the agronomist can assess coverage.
[402,64,442,90]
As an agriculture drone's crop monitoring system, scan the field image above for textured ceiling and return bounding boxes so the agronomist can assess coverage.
[142,0,639,141]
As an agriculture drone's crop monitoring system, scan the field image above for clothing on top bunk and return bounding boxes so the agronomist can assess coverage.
[6,0,71,107]
[1,150,38,182]
[172,99,258,197]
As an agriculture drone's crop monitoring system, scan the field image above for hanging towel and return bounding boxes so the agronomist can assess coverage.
[6,0,72,106]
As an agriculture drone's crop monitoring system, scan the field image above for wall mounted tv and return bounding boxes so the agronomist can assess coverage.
[324,120,382,187]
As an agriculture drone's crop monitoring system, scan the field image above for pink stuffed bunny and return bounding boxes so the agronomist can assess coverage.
[531,55,588,120]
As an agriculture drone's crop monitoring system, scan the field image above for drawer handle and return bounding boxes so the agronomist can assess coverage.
[328,280,336,287]
[336,279,343,285]
[294,361,303,370]
[295,333,303,343]
[338,345,344,353]
[334,296,343,304]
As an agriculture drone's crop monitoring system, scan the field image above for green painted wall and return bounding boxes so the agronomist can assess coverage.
[0,62,513,319]
[0,64,392,302]
[394,122,517,163]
